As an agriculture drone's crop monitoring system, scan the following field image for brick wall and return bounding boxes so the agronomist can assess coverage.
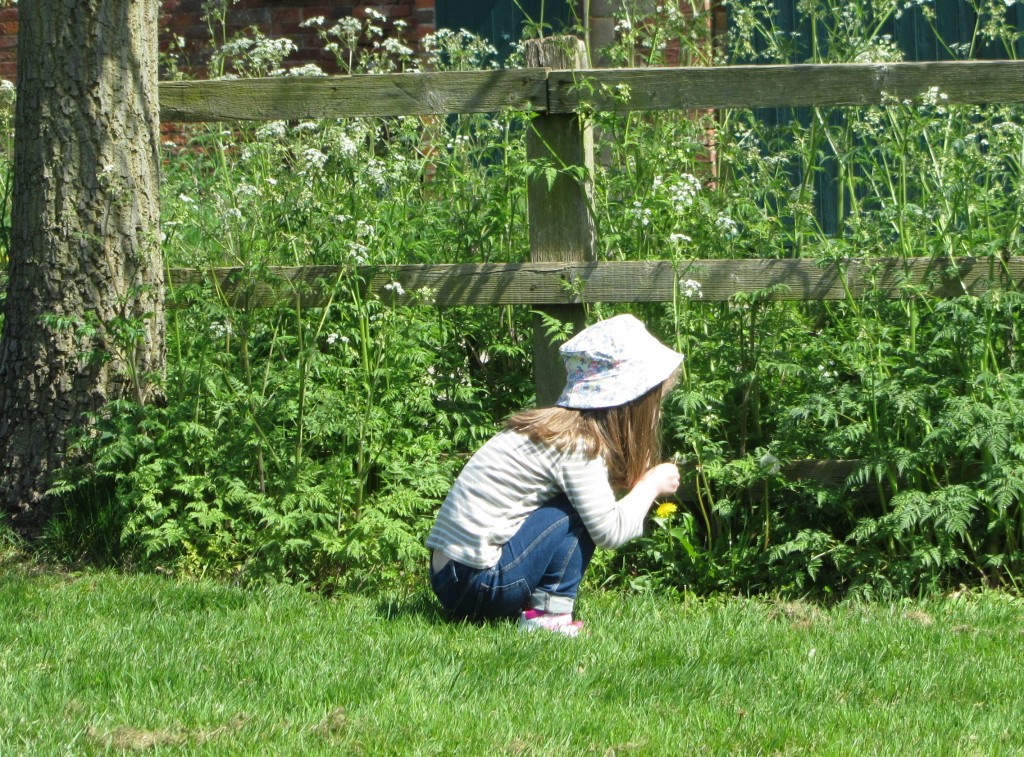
[0,4,17,81]
[162,1,434,77]
[587,0,725,66]
[0,1,437,82]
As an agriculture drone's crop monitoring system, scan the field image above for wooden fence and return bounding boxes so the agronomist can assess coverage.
[153,45,1024,492]
[163,47,1024,406]
[0,43,1016,497]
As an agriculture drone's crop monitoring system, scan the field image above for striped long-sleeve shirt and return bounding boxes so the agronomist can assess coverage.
[425,429,656,569]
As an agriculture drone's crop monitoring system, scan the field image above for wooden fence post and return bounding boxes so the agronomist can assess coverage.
[524,37,596,407]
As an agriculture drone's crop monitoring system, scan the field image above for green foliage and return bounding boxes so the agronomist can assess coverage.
[589,0,1024,597]
[21,2,1024,598]
[42,16,535,591]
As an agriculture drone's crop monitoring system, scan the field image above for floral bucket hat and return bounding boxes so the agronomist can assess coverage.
[555,314,684,410]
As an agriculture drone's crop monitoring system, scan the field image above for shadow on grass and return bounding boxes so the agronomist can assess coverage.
[373,589,524,633]
[374,588,451,624]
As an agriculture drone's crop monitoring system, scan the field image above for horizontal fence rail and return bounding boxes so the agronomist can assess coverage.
[160,70,548,121]
[549,60,1024,113]
[168,256,1024,309]
[156,60,1024,121]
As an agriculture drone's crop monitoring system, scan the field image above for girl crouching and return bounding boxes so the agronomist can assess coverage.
[426,314,683,636]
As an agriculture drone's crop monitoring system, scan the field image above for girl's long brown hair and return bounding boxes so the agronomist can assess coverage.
[505,375,674,491]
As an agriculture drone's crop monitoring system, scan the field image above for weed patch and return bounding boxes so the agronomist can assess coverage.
[2,0,1020,597]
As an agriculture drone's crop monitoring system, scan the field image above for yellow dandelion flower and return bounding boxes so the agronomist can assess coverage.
[654,502,678,519]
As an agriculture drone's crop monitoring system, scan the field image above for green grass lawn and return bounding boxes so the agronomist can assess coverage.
[3,555,1023,756]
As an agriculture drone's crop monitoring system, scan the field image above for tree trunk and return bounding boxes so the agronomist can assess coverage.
[0,0,164,535]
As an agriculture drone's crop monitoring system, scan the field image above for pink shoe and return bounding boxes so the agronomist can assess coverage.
[518,609,584,637]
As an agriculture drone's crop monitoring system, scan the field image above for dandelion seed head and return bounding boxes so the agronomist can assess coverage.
[759,453,781,475]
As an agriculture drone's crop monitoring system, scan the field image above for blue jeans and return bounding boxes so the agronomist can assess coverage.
[430,495,596,620]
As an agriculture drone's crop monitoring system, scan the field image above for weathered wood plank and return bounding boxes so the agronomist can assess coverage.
[549,60,1024,113]
[167,256,1024,309]
[673,458,906,504]
[525,38,595,406]
[154,61,1024,121]
[158,69,549,121]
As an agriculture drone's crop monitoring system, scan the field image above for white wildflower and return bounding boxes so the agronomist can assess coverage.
[716,215,739,239]
[302,148,328,171]
[210,321,233,338]
[382,38,414,57]
[256,121,288,139]
[920,86,947,108]
[335,134,360,157]
[383,281,406,297]
[365,158,387,189]
[287,64,326,77]
[669,174,702,210]
[219,38,255,57]
[680,278,703,299]
[347,243,368,265]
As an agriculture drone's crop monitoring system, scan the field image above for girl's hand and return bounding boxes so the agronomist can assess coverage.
[643,462,680,498]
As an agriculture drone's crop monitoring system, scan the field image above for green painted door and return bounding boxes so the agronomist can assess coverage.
[738,0,1024,235]
[436,0,574,59]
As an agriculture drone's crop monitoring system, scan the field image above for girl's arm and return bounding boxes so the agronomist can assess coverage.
[560,457,680,550]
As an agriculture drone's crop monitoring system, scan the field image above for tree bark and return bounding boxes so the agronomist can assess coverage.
[0,0,164,535]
